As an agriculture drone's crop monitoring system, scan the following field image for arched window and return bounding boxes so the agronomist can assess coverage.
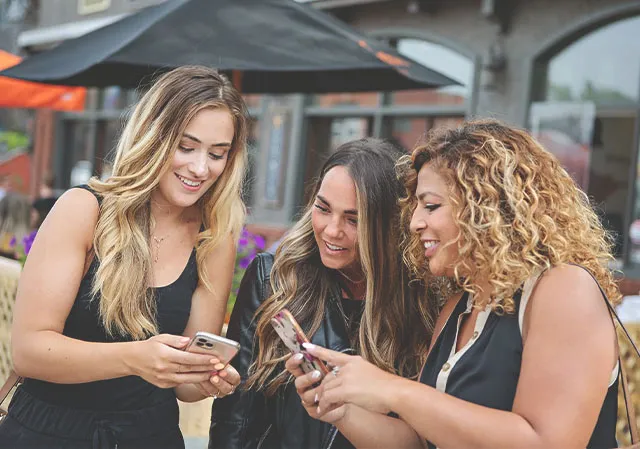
[533,15,640,263]
[544,16,640,105]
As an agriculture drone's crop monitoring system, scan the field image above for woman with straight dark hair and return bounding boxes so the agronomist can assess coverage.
[297,119,620,449]
[0,66,247,449]
[209,138,436,449]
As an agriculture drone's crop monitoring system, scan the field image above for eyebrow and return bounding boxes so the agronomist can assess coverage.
[183,133,232,148]
[317,195,358,216]
[417,191,444,202]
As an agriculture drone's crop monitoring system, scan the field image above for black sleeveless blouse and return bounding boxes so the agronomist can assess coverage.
[420,290,618,449]
[21,185,197,411]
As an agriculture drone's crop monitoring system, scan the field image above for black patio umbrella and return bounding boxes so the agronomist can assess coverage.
[1,0,457,93]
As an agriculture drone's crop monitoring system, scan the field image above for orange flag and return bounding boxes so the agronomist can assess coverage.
[0,49,86,111]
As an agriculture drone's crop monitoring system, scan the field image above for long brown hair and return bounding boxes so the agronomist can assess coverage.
[399,119,621,312]
[247,138,437,395]
[89,66,249,339]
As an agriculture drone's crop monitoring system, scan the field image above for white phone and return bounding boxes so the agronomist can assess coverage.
[184,331,241,364]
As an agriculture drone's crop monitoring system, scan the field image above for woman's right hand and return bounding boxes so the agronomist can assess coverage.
[285,352,348,423]
[127,334,219,388]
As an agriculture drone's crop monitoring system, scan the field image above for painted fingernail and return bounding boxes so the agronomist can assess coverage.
[311,370,321,379]
[314,393,319,403]
[214,363,225,370]
[210,358,220,364]
[316,406,321,414]
[212,376,220,384]
[302,343,315,350]
[219,370,228,378]
[210,370,218,376]
[293,353,304,361]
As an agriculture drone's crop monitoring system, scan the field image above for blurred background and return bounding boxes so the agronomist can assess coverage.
[1,0,640,447]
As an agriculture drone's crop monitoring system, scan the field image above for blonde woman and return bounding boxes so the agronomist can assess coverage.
[299,119,621,448]
[0,66,247,449]
[209,139,436,449]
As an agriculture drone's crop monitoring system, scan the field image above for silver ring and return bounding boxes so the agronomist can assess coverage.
[212,387,221,399]
[331,366,340,377]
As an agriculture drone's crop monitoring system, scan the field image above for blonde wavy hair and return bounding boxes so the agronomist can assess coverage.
[88,66,248,339]
[247,139,437,395]
[398,119,621,313]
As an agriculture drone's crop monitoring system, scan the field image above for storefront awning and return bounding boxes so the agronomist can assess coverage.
[17,13,130,48]
[0,50,85,111]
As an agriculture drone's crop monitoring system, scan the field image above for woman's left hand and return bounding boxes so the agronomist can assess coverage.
[194,360,241,399]
[304,343,398,416]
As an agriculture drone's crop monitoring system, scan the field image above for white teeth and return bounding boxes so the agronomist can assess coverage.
[424,241,438,249]
[177,175,202,187]
[326,242,345,251]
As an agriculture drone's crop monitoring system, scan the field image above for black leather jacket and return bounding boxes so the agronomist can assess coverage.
[209,253,354,449]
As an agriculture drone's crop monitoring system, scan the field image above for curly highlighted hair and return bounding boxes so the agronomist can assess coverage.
[398,119,621,313]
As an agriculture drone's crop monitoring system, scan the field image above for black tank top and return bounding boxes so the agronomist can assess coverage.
[420,290,618,449]
[22,185,197,411]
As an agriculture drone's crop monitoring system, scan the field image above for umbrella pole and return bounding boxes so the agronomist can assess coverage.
[232,70,243,93]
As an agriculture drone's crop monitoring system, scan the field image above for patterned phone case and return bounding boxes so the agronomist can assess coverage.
[270,309,330,376]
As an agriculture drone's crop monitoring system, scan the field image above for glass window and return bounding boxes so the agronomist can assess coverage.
[546,16,640,105]
[589,116,635,259]
[390,38,472,106]
[61,120,96,188]
[382,116,464,152]
[244,118,261,211]
[302,117,373,203]
[383,117,431,152]
[243,94,262,109]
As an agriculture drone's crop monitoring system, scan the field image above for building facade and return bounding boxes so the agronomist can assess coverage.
[5,0,640,287]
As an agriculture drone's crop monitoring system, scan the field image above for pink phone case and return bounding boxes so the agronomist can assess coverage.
[270,309,330,376]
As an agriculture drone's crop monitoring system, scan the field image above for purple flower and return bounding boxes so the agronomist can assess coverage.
[254,235,266,250]
[9,236,16,248]
[21,230,37,255]
[238,238,249,248]
[239,257,251,269]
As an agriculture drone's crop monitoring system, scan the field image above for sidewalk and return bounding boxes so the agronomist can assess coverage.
[185,437,208,449]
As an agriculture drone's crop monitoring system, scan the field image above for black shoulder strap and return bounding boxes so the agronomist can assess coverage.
[569,264,639,357]
[73,184,102,206]
[569,264,640,444]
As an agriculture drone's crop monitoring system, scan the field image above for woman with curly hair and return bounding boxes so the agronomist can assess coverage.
[210,138,436,449]
[0,66,246,449]
[295,119,621,448]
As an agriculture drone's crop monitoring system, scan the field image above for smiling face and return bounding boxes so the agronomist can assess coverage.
[409,163,460,277]
[311,166,360,272]
[153,107,235,209]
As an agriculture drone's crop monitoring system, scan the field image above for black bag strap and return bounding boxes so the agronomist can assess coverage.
[567,264,639,444]
[0,370,21,417]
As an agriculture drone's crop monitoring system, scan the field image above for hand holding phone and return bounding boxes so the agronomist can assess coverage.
[184,331,241,365]
[270,309,330,377]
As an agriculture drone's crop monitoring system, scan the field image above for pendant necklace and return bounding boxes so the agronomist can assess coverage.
[152,235,167,263]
